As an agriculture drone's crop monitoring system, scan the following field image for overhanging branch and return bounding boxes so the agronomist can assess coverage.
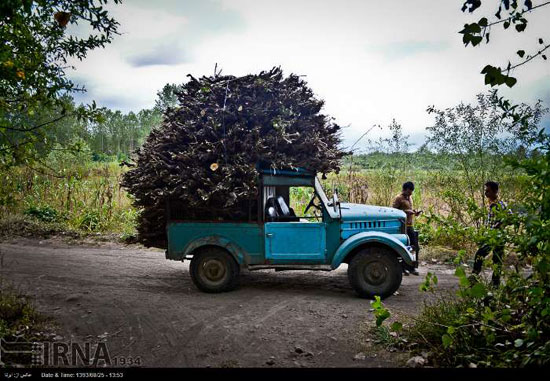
[1,114,68,132]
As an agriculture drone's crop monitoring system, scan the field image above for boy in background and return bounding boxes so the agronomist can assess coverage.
[472,181,509,287]
[392,181,422,275]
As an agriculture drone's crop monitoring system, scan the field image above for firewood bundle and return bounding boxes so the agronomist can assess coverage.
[122,67,345,248]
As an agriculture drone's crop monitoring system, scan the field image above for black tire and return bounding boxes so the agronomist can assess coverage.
[347,247,403,299]
[190,247,240,293]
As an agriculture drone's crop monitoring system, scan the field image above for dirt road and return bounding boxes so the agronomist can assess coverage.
[0,237,458,367]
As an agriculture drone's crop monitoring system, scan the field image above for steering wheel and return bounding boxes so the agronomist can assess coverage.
[303,194,322,215]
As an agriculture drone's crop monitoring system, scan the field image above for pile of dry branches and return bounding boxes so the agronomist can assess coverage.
[122,67,345,248]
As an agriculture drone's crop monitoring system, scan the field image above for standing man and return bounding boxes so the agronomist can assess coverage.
[392,181,422,275]
[472,181,508,287]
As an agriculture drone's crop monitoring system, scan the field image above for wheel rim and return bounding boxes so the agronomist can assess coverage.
[363,261,388,286]
[199,258,227,285]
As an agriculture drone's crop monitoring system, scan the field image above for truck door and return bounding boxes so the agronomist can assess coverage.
[264,222,326,262]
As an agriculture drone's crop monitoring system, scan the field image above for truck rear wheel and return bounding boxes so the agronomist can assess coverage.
[190,247,240,293]
[347,247,402,299]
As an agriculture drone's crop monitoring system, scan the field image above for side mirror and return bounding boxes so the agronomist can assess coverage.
[332,188,339,213]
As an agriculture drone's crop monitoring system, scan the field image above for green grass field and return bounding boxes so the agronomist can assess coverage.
[0,153,528,253]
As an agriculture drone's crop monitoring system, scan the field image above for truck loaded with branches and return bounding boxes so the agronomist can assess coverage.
[123,67,418,299]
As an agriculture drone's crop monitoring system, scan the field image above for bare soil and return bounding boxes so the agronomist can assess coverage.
[0,237,458,368]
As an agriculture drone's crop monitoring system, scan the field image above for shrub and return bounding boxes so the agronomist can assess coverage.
[404,273,550,367]
[0,287,42,340]
[23,205,59,222]
[374,130,550,368]
[77,210,102,231]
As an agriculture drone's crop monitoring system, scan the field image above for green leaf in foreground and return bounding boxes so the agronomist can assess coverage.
[442,334,453,348]
[390,322,403,332]
[470,283,487,298]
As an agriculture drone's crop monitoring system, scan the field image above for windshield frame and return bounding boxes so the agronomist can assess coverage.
[314,176,340,219]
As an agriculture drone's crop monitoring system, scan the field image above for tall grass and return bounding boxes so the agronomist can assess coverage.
[0,152,528,248]
[0,151,137,236]
[324,167,527,249]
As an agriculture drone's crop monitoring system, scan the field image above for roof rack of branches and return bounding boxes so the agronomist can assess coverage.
[122,67,345,248]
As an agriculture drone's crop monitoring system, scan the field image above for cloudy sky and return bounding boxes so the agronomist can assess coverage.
[69,0,550,150]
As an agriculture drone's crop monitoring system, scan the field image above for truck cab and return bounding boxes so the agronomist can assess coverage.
[166,166,418,299]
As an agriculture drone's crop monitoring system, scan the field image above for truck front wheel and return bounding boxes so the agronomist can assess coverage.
[347,247,402,299]
[190,247,240,293]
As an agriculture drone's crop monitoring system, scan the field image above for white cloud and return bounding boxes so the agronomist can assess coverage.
[68,0,550,148]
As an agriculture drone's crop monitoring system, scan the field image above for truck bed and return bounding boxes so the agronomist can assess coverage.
[166,221,264,264]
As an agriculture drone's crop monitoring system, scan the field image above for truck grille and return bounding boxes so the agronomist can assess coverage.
[340,220,400,240]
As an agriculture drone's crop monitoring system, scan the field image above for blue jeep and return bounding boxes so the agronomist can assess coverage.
[166,167,418,299]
